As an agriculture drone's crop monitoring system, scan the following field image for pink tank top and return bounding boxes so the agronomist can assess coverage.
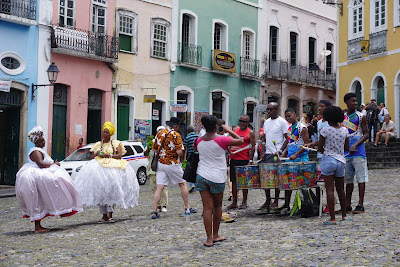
[229,127,251,160]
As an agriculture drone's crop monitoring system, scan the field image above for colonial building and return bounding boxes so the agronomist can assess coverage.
[262,0,337,119]
[170,0,263,131]
[36,0,118,161]
[338,0,400,137]
[113,0,172,139]
[0,0,39,184]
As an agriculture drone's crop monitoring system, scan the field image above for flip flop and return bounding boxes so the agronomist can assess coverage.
[213,237,226,243]
[204,243,214,247]
[97,218,107,224]
[238,204,248,210]
[341,216,352,221]
[108,218,115,223]
[226,204,238,210]
[322,220,337,225]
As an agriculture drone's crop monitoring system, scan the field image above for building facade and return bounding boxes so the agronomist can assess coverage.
[170,0,262,132]
[261,0,337,121]
[36,0,118,161]
[338,0,400,137]
[113,0,172,139]
[0,0,39,184]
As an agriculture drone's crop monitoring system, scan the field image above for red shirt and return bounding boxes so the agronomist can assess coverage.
[229,127,251,160]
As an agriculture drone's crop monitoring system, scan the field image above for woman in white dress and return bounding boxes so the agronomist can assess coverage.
[74,122,139,223]
[16,126,83,233]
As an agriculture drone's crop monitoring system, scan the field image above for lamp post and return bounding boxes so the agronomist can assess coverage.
[32,62,60,102]
[310,63,320,82]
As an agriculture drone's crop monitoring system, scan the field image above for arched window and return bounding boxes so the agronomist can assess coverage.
[377,77,385,105]
[117,9,138,53]
[351,0,364,38]
[151,18,171,59]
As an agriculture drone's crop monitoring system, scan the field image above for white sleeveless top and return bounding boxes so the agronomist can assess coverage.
[28,147,54,164]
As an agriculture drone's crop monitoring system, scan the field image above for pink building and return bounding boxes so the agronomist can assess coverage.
[44,0,117,160]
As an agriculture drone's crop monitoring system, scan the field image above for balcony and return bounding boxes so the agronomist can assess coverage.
[347,37,363,61]
[51,25,119,62]
[0,0,36,24]
[179,43,202,67]
[369,30,387,55]
[240,57,260,78]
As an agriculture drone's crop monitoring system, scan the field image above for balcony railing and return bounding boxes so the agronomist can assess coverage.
[347,37,363,61]
[240,57,260,78]
[263,58,336,90]
[179,43,202,66]
[0,0,36,20]
[369,30,387,55]
[51,25,119,61]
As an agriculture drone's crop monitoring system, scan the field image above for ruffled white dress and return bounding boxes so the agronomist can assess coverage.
[74,140,139,208]
[15,147,83,222]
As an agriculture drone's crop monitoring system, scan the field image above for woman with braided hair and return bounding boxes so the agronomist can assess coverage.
[74,122,139,223]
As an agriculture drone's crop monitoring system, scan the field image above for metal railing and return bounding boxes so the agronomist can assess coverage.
[179,43,202,66]
[51,25,119,60]
[263,58,336,90]
[369,30,387,55]
[0,0,36,20]
[347,37,363,60]
[240,57,260,78]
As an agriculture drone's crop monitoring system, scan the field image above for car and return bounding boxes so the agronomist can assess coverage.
[60,141,149,185]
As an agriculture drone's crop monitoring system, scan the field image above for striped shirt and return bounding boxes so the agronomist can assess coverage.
[183,132,198,157]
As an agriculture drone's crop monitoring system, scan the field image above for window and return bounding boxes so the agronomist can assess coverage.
[214,24,222,50]
[395,0,400,27]
[59,0,75,27]
[246,102,255,123]
[151,18,170,59]
[309,37,316,69]
[241,29,255,59]
[326,43,333,74]
[351,0,363,38]
[290,32,298,66]
[1,57,20,70]
[124,146,135,156]
[373,0,386,29]
[269,26,278,61]
[117,10,137,53]
[182,14,190,44]
[244,32,251,59]
[92,1,107,34]
[133,145,144,154]
[213,21,228,51]
[0,52,26,75]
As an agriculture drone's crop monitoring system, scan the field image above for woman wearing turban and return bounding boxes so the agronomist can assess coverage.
[15,126,83,233]
[74,121,139,223]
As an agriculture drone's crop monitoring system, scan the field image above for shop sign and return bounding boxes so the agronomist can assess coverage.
[213,50,236,73]
[0,80,11,93]
[212,91,222,100]
[303,105,311,113]
[144,95,156,103]
[170,104,187,113]
[152,109,159,116]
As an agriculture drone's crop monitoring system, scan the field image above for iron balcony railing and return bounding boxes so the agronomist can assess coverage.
[369,30,387,55]
[51,25,119,60]
[179,43,202,66]
[0,0,36,20]
[347,37,363,61]
[263,58,336,90]
[240,57,260,78]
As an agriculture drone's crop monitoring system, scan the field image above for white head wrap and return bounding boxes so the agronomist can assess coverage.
[28,126,44,144]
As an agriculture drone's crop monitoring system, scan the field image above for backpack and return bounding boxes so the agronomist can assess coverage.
[290,187,319,218]
[366,107,378,123]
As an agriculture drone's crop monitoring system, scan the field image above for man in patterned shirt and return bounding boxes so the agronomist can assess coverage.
[151,117,196,219]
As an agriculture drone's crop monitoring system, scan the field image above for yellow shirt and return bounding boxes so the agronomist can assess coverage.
[91,140,128,169]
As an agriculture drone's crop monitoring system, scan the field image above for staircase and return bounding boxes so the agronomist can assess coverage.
[365,139,400,169]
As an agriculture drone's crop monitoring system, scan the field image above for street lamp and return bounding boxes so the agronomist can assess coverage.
[32,62,60,102]
[310,63,320,80]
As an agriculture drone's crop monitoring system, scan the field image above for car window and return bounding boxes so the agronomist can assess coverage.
[64,148,91,161]
[124,145,135,156]
[133,145,144,154]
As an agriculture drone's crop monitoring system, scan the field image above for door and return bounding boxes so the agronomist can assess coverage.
[355,82,362,110]
[377,88,385,106]
[51,104,67,161]
[3,107,20,185]
[87,109,101,143]
[152,100,162,136]
[117,96,130,140]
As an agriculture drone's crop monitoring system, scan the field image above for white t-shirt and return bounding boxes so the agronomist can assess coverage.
[320,126,349,164]
[263,117,288,155]
[382,120,397,135]
[196,136,231,183]
[317,119,330,159]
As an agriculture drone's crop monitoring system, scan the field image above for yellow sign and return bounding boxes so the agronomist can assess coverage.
[213,50,236,73]
[144,95,156,103]
[361,40,369,53]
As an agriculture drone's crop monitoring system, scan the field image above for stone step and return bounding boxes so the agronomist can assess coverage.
[367,162,399,169]
[367,156,400,163]
[366,151,400,159]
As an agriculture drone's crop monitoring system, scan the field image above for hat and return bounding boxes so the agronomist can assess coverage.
[166,117,180,127]
[371,99,376,102]
[360,103,365,107]
[28,126,43,144]
[103,121,116,136]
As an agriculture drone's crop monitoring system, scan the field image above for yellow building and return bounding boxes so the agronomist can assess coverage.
[338,0,400,137]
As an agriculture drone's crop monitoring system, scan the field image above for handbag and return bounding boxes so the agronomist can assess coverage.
[151,131,170,172]
[183,138,199,183]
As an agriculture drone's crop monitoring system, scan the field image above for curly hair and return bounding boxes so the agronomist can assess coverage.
[201,115,218,132]
[344,92,357,103]
[323,106,345,124]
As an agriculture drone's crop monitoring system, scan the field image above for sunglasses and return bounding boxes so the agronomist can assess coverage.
[266,108,277,111]
[239,119,249,123]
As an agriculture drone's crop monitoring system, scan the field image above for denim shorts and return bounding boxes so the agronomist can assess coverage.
[320,156,345,177]
[195,174,225,194]
[345,157,368,184]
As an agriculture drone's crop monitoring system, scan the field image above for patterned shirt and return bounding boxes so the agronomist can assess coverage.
[152,128,184,165]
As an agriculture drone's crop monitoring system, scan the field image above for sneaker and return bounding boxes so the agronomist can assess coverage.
[323,206,329,213]
[346,206,353,212]
[189,207,198,213]
[352,204,365,214]
[189,186,195,193]
[161,207,168,212]
[151,211,160,219]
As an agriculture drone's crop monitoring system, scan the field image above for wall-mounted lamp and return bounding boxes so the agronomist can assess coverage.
[310,63,321,80]
[31,62,60,102]
[322,0,343,16]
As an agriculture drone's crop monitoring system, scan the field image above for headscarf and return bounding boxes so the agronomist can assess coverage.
[28,126,44,144]
[103,121,115,136]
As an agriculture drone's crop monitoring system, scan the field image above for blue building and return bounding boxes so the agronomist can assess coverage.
[0,0,39,184]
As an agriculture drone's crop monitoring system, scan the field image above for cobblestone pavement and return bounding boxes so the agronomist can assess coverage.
[1,169,399,266]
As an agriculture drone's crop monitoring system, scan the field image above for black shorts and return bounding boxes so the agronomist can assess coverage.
[229,159,249,183]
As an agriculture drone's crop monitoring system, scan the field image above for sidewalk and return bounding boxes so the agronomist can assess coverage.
[0,185,15,198]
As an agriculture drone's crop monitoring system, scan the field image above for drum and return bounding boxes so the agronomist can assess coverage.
[278,163,289,190]
[236,165,260,189]
[299,162,317,187]
[259,163,279,188]
[278,162,302,190]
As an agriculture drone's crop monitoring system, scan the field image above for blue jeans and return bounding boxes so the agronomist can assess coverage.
[321,156,345,177]
[368,121,378,142]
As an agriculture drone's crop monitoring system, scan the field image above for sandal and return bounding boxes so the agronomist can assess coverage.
[341,216,352,221]
[238,203,248,209]
[97,218,108,224]
[108,218,115,223]
[322,220,337,225]
[151,211,160,219]
[226,204,238,210]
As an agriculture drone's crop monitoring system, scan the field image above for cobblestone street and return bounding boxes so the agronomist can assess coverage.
[1,169,399,266]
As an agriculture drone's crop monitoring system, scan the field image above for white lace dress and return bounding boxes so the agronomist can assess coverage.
[73,140,139,209]
[15,147,83,222]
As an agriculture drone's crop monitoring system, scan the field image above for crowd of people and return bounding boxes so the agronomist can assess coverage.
[15,93,387,245]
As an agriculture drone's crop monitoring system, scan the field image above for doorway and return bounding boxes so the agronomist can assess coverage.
[87,89,102,143]
[117,96,130,141]
[152,100,163,136]
[377,77,385,105]
[51,84,67,161]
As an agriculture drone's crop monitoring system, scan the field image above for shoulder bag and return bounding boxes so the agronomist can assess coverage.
[183,138,199,183]
[151,132,170,172]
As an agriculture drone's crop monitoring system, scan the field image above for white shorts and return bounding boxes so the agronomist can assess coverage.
[156,163,185,186]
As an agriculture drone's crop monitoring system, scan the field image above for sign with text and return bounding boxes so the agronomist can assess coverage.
[213,50,236,73]
[212,91,222,100]
[170,104,187,113]
[152,109,159,116]
[0,80,11,93]
[144,95,156,103]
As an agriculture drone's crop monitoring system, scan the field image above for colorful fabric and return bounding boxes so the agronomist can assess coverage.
[343,111,366,158]
[103,121,116,136]
[287,122,308,158]
[91,140,128,169]
[28,126,44,144]
[153,128,184,165]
